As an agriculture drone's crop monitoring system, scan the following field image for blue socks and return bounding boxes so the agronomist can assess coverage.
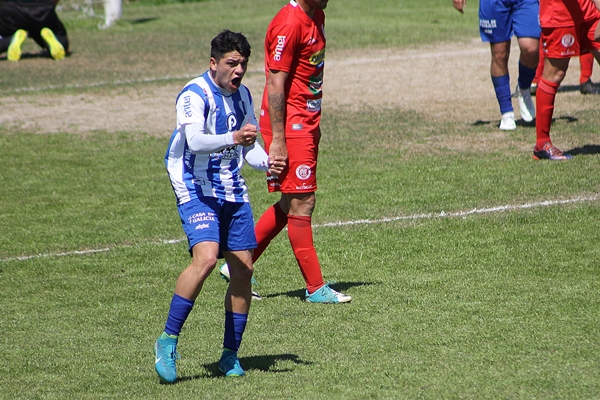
[491,74,513,115]
[223,311,248,352]
[164,294,194,336]
[518,61,537,90]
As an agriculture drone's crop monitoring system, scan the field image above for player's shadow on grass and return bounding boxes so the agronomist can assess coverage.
[264,281,376,301]
[128,17,160,25]
[175,353,312,381]
[473,115,577,127]
[557,84,583,93]
[566,144,600,157]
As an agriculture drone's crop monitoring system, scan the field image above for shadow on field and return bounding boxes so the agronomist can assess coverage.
[128,17,160,25]
[473,115,577,128]
[264,281,375,301]
[566,144,600,157]
[172,354,311,380]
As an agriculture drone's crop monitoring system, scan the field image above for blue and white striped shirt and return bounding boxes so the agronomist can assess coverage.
[165,72,263,205]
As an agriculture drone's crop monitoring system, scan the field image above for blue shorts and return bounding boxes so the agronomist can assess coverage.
[177,197,257,257]
[479,0,540,43]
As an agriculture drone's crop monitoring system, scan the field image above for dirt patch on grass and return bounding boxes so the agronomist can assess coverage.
[1,40,597,146]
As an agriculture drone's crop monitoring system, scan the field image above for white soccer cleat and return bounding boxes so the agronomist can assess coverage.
[499,112,516,130]
[516,84,535,122]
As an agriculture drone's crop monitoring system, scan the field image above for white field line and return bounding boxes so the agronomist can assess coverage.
[10,47,488,93]
[2,195,597,262]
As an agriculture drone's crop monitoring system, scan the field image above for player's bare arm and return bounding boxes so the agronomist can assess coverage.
[232,123,258,147]
[452,0,466,13]
[267,69,289,161]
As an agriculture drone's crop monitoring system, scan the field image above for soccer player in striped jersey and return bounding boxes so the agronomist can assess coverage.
[154,30,285,382]
[453,0,540,130]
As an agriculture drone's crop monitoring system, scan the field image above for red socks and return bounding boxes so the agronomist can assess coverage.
[535,78,559,150]
[253,202,288,262]
[254,202,325,293]
[287,215,325,293]
[579,52,594,84]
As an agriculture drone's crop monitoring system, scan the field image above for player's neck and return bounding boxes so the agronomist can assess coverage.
[295,0,316,18]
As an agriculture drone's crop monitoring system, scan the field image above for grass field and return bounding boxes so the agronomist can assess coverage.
[1,0,600,398]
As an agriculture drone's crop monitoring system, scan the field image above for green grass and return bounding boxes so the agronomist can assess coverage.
[1,0,600,398]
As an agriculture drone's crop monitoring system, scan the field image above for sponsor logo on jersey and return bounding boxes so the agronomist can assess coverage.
[295,183,314,190]
[195,223,210,230]
[296,164,312,180]
[189,212,216,224]
[306,99,321,112]
[479,19,497,29]
[183,96,193,118]
[309,48,325,66]
[561,34,575,48]
[227,112,238,131]
[309,71,323,95]
[292,123,303,130]
[274,35,286,61]
[210,145,239,161]
[267,175,281,188]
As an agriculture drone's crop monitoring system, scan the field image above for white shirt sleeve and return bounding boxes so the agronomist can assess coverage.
[185,124,235,153]
[176,89,235,153]
[243,142,269,171]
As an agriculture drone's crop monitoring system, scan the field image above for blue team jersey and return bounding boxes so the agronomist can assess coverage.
[165,72,257,205]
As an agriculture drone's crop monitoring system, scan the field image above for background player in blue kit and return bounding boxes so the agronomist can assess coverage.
[154,30,285,382]
[453,0,540,130]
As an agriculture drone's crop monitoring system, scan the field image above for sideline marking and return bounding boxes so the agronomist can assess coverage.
[2,195,597,262]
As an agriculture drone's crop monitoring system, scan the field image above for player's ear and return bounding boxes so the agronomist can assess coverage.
[209,57,218,71]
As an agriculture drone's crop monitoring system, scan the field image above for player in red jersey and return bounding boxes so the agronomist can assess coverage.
[532,50,599,95]
[256,0,351,303]
[533,0,600,160]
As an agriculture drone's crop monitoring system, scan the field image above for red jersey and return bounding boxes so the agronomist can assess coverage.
[540,0,600,27]
[260,0,326,138]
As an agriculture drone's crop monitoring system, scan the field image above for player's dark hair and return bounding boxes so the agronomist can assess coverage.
[211,30,251,61]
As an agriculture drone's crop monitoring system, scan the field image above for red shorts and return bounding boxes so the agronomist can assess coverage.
[262,133,319,194]
[541,20,600,58]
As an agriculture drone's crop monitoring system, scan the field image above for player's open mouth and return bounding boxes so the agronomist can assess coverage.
[231,78,241,87]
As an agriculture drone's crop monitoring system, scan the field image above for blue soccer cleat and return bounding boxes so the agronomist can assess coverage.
[154,332,179,383]
[218,349,245,377]
[305,283,352,304]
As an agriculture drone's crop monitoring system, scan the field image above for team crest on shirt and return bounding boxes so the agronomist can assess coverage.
[296,164,312,180]
[226,113,238,131]
[561,34,575,48]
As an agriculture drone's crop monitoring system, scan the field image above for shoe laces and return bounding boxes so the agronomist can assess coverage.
[544,144,564,156]
[163,344,180,367]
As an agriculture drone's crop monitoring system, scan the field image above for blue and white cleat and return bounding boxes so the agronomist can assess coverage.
[305,283,352,303]
[218,349,245,377]
[154,332,179,383]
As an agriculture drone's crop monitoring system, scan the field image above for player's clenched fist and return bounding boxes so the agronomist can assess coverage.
[233,123,258,146]
[267,155,286,176]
